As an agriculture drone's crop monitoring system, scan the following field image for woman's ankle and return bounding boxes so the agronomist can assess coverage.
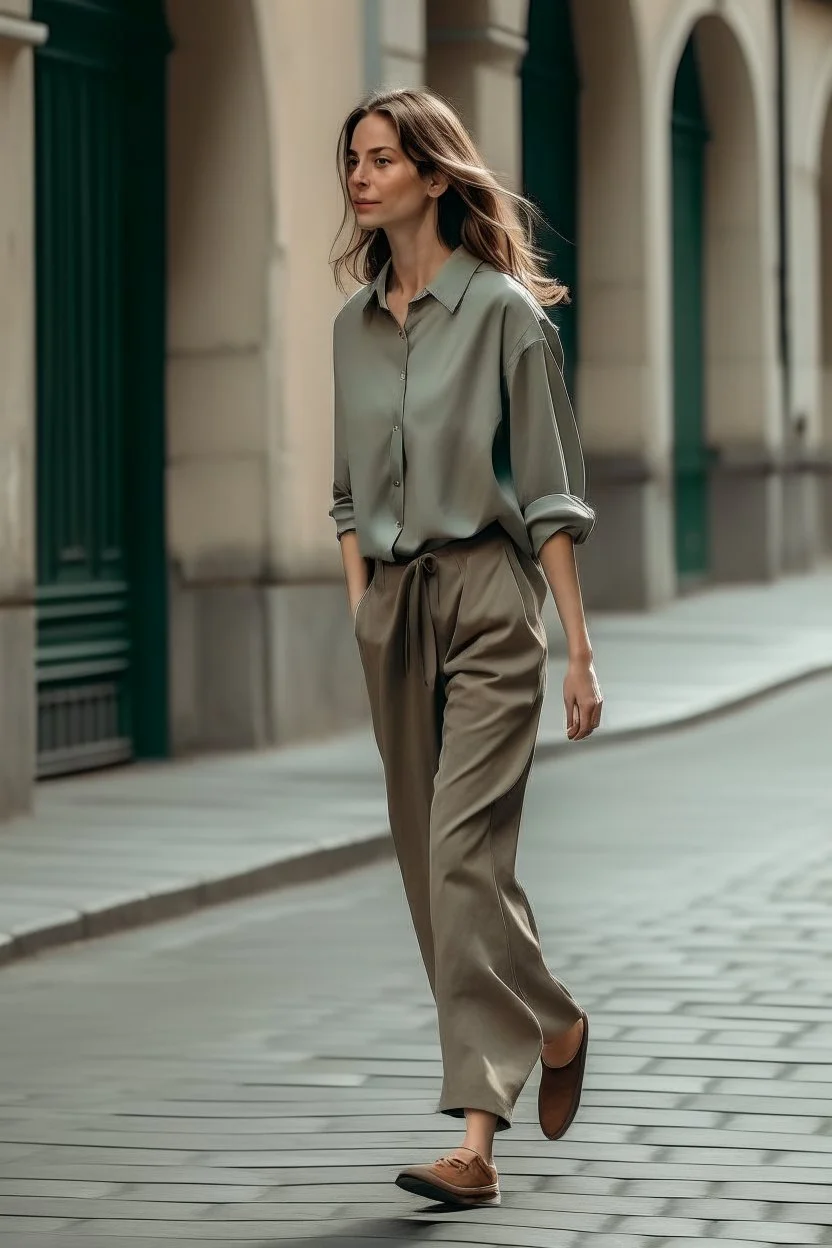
[462,1108,498,1165]
[457,1141,494,1166]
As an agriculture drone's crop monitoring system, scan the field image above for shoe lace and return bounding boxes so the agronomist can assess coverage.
[437,1154,466,1170]
[435,1147,479,1171]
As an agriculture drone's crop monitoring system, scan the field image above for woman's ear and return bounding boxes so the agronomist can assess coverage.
[427,171,450,200]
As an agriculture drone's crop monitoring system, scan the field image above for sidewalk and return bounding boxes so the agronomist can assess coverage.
[1,565,831,968]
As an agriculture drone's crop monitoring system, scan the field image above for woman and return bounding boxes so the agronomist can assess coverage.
[329,87,603,1210]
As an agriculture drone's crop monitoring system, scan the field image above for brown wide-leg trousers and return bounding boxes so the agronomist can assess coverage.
[354,523,582,1131]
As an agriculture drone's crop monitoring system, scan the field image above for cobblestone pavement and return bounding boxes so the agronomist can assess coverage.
[1,677,832,1246]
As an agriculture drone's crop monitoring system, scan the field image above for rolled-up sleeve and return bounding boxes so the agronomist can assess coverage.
[329,334,356,540]
[505,325,596,555]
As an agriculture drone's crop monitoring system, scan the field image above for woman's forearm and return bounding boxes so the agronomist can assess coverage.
[537,531,592,661]
[339,531,370,616]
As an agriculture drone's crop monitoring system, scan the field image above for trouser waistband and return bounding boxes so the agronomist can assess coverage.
[373,524,506,686]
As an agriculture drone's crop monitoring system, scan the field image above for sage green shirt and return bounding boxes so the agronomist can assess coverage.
[329,244,595,562]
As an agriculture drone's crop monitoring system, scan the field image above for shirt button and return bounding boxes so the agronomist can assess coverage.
[395,521,402,529]
[398,330,404,339]
[393,424,399,431]
[400,372,406,381]
[394,479,400,487]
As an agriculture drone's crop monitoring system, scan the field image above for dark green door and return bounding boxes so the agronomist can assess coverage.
[521,0,579,398]
[671,37,710,581]
[34,0,170,778]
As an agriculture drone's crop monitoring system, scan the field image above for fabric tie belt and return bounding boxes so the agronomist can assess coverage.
[401,552,440,687]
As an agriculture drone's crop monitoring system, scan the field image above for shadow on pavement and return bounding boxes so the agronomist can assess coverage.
[267,1211,454,1245]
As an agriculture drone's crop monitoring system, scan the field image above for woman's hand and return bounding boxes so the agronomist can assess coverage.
[563,655,603,741]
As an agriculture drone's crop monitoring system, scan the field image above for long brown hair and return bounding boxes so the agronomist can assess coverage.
[330,87,568,307]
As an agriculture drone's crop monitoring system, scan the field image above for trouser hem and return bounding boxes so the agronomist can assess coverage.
[437,1094,515,1133]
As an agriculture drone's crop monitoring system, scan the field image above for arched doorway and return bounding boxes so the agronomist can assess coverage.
[666,14,775,588]
[821,96,832,550]
[521,0,579,397]
[671,36,709,583]
[33,0,170,776]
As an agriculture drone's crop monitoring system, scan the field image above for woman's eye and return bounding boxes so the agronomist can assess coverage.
[376,158,390,167]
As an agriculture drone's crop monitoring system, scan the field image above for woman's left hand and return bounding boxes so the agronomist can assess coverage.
[564,657,603,741]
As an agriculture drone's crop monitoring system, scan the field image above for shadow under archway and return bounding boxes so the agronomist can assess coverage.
[672,14,777,588]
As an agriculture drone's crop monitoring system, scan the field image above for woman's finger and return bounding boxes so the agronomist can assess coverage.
[578,698,600,739]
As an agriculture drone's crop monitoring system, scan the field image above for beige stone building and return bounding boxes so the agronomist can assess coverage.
[1,0,832,821]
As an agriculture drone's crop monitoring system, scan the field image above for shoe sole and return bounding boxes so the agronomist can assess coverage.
[541,1008,590,1141]
[395,1172,501,1207]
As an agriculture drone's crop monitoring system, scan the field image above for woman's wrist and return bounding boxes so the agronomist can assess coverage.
[567,641,593,665]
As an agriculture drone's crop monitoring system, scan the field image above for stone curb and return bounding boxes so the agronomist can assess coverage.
[1,659,830,970]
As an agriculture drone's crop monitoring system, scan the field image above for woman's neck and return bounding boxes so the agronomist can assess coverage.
[385,224,455,302]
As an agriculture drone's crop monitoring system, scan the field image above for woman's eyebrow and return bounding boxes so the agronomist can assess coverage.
[348,146,396,156]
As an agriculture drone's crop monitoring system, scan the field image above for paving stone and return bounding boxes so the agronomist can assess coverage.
[0,1218,82,1233]
[0,1164,280,1185]
[509,1191,668,1217]
[0,1196,212,1219]
[580,1162,806,1183]
[651,1060,788,1078]
[642,1127,832,1153]
[712,1221,826,1243]
[616,1180,713,1198]
[712,1079,832,1101]
[724,1112,827,1133]
[788,1065,832,1083]
[693,1095,832,1117]
[664,1197,770,1220]
[711,1030,795,1047]
[655,1147,775,1167]
[686,1004,832,1024]
[0,1144,43,1163]
[661,1243,787,1248]
[721,1182,832,1202]
[0,1179,123,1199]
[532,1175,622,1196]
[778,1203,832,1224]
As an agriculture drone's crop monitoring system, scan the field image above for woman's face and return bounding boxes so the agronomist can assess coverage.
[347,112,440,232]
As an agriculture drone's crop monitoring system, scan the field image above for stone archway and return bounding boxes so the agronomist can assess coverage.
[660,11,779,587]
[166,0,273,753]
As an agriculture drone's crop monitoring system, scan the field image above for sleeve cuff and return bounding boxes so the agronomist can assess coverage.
[329,499,356,539]
[524,493,596,556]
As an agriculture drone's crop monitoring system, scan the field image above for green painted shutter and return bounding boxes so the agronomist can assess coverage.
[521,0,579,399]
[671,38,710,581]
[34,0,170,778]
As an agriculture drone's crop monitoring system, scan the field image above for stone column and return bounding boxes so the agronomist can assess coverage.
[572,0,673,609]
[0,6,43,820]
[366,0,425,90]
[425,0,529,191]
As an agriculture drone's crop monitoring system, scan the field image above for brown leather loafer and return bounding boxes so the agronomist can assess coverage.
[539,1009,589,1140]
[396,1147,501,1207]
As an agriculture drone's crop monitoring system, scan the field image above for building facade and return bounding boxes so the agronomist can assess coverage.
[1,0,831,820]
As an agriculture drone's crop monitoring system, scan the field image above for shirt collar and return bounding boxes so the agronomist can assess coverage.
[358,244,483,314]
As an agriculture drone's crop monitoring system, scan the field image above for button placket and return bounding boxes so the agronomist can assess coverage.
[391,319,409,536]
